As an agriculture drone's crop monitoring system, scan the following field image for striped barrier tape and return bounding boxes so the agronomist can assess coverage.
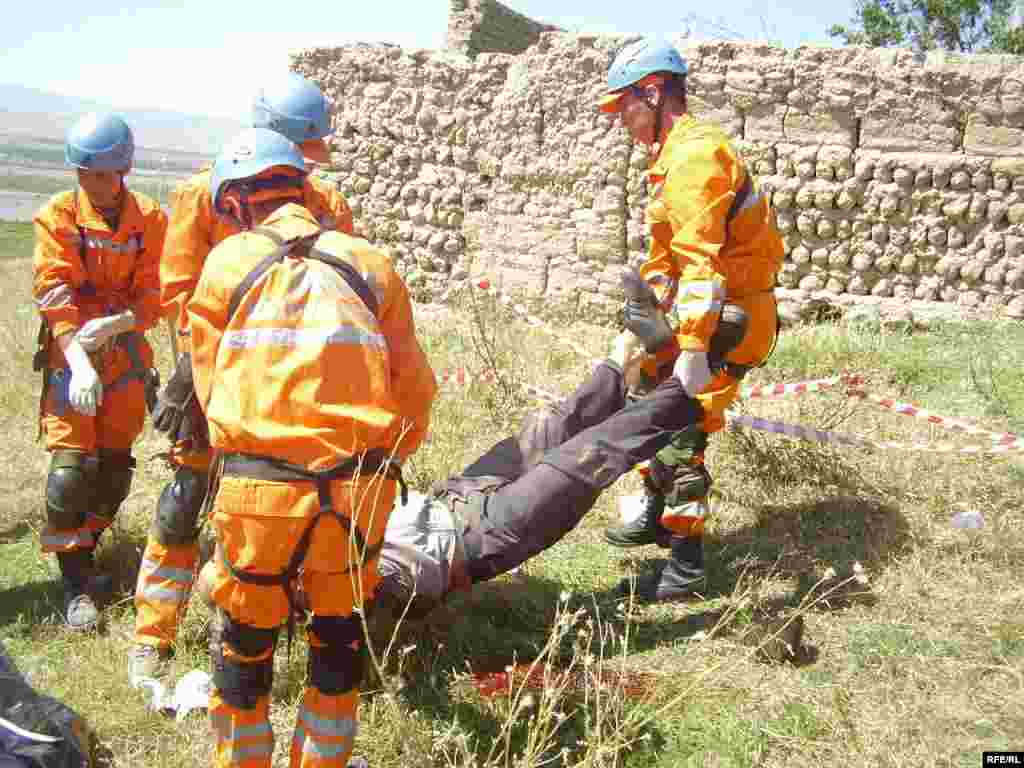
[725,413,1024,455]
[442,281,1022,454]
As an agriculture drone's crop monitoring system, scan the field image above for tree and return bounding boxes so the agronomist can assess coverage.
[828,0,1024,54]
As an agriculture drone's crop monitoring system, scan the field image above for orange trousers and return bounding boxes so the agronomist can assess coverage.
[40,342,150,553]
[207,472,395,768]
[639,292,778,537]
[134,445,211,650]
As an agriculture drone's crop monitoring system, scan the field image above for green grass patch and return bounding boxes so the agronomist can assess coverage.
[763,321,1024,432]
[848,623,962,670]
[657,700,767,767]
[0,171,176,205]
[0,220,34,260]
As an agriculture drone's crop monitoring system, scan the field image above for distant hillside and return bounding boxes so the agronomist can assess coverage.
[0,84,245,157]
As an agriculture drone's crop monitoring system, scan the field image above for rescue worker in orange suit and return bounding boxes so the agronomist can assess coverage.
[598,39,784,602]
[32,113,165,630]
[130,72,354,682]
[187,128,436,768]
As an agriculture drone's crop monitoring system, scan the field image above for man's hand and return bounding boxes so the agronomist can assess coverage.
[62,337,104,416]
[621,269,674,353]
[673,350,713,397]
[607,330,646,374]
[75,310,136,353]
[152,353,208,449]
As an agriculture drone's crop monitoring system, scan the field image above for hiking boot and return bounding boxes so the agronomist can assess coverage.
[604,490,671,548]
[63,591,100,631]
[617,536,706,603]
[57,550,100,631]
[621,268,674,354]
[128,644,172,687]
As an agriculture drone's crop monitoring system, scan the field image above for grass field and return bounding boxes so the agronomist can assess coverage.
[0,219,1022,767]
[0,169,178,206]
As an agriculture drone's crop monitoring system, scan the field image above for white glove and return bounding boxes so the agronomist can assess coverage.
[63,337,104,416]
[673,350,713,398]
[75,310,136,353]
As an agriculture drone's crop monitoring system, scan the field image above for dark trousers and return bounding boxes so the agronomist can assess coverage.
[438,362,701,584]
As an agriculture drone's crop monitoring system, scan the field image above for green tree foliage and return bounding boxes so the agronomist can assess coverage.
[828,0,1024,53]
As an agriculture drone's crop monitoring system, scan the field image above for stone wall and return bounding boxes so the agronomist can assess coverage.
[292,34,1024,322]
[446,0,561,58]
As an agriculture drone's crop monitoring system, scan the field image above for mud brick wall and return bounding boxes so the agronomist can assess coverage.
[446,0,561,58]
[293,34,1024,321]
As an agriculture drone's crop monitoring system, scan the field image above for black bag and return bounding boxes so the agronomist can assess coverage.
[0,643,92,768]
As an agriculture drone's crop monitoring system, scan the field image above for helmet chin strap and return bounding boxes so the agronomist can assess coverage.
[641,81,667,156]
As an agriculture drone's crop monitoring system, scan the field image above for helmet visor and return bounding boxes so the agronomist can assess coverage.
[598,91,626,113]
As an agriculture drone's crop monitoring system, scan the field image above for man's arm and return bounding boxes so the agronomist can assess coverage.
[375,261,437,461]
[642,140,743,354]
[33,197,86,338]
[161,178,215,347]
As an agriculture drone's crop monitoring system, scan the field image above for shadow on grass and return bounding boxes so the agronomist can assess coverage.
[0,521,30,544]
[0,579,64,629]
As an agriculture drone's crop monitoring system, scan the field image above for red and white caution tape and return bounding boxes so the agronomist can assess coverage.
[739,375,864,400]
[440,284,1022,454]
[725,413,1024,455]
[845,390,1020,445]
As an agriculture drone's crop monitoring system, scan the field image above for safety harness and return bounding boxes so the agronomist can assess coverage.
[210,227,407,646]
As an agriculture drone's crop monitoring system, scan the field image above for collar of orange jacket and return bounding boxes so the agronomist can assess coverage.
[646,113,698,181]
[259,201,320,230]
[74,185,138,233]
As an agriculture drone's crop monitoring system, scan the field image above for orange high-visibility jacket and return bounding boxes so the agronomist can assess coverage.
[641,115,784,356]
[162,167,354,343]
[34,188,165,340]
[188,203,437,470]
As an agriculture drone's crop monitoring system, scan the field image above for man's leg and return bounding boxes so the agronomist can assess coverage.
[292,476,395,768]
[438,335,641,499]
[131,455,208,683]
[463,375,703,584]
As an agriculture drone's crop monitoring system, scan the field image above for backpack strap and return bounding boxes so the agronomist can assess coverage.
[227,229,378,323]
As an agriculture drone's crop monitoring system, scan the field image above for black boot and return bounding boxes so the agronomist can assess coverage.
[621,269,674,353]
[619,535,706,603]
[56,550,100,630]
[604,488,671,548]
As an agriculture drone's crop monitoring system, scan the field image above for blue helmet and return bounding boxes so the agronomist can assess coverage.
[252,73,331,144]
[210,128,307,217]
[599,39,688,113]
[65,113,134,171]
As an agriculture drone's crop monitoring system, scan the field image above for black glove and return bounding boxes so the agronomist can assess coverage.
[152,353,209,450]
[621,269,674,353]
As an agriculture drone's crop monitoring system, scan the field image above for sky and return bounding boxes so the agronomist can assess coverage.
[3,0,855,119]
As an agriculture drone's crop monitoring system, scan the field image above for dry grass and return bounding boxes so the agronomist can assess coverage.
[1,222,1022,767]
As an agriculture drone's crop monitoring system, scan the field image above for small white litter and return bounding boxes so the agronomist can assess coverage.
[950,510,985,530]
[134,670,212,722]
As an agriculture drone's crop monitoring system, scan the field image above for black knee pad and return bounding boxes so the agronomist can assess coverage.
[308,615,363,695]
[45,452,98,530]
[153,466,208,546]
[94,450,136,523]
[212,613,278,710]
[220,613,279,658]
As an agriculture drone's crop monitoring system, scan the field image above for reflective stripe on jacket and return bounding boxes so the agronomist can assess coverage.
[188,203,436,470]
[641,115,784,353]
[33,188,165,339]
[161,168,354,343]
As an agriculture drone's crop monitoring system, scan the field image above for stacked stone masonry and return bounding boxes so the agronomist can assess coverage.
[293,34,1024,323]
[446,0,561,58]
